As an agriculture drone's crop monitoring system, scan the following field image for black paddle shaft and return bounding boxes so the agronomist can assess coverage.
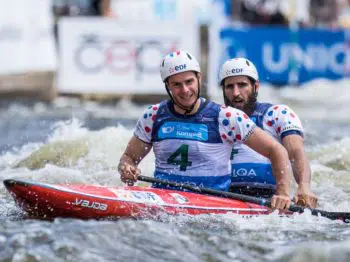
[137,175,350,223]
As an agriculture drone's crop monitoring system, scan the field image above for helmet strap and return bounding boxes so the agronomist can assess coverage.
[252,83,258,103]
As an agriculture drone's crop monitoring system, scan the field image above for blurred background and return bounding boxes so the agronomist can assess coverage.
[1,0,350,101]
[1,3,350,261]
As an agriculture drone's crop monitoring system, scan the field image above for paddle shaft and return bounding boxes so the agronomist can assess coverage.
[137,175,350,223]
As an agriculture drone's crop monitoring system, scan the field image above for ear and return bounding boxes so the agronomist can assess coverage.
[254,80,260,92]
[221,79,225,88]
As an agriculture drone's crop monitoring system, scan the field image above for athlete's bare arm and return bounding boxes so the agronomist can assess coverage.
[245,127,292,210]
[282,134,318,207]
[118,135,152,185]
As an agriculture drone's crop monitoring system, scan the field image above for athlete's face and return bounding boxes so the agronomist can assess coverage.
[167,71,200,109]
[223,75,259,113]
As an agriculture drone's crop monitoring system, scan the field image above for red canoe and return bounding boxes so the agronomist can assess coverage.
[3,179,271,220]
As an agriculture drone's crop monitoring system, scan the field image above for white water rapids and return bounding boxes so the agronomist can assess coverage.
[0,79,350,261]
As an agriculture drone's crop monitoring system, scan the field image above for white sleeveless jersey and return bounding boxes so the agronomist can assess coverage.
[134,98,256,191]
[231,103,304,187]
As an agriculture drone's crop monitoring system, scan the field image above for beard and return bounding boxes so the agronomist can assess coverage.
[225,91,257,114]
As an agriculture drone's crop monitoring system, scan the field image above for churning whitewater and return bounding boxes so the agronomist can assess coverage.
[1,80,350,262]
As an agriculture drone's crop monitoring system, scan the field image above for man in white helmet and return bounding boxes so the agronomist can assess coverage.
[118,50,294,210]
[219,57,318,208]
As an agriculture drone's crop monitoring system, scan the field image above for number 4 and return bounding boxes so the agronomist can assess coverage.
[167,144,192,171]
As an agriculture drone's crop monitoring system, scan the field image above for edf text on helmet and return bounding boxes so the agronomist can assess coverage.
[232,68,243,73]
[175,64,187,71]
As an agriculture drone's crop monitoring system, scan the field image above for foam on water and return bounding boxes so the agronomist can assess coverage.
[1,80,350,261]
[0,117,156,187]
[309,137,350,171]
[270,239,350,262]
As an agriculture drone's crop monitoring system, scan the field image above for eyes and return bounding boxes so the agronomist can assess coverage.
[224,82,249,90]
[170,78,196,88]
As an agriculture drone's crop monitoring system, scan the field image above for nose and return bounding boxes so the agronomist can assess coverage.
[232,85,240,96]
[181,83,191,93]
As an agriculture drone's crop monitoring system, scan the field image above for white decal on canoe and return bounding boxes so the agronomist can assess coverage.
[108,188,164,204]
[108,188,134,201]
[72,199,108,211]
[169,193,189,204]
[130,191,164,204]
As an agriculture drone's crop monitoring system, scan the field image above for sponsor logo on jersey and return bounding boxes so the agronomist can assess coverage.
[162,126,175,134]
[232,168,257,177]
[201,116,215,122]
[158,121,208,141]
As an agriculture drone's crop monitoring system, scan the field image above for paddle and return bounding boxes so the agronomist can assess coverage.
[137,175,350,223]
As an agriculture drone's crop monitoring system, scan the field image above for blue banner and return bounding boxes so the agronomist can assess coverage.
[218,26,349,85]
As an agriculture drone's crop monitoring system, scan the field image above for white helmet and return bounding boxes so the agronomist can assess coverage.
[219,58,259,84]
[160,50,200,82]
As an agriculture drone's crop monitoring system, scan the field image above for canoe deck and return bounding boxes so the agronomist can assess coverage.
[3,179,271,220]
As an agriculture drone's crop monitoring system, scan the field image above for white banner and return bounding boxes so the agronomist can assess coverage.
[109,0,211,24]
[57,18,199,94]
[208,22,223,99]
[0,0,57,74]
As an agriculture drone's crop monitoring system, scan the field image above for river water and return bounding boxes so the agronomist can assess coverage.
[1,79,350,262]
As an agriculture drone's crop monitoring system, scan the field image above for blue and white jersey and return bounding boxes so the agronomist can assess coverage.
[134,98,256,191]
[231,102,304,189]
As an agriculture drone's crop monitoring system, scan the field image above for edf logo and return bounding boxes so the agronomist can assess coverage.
[175,64,187,71]
[232,68,243,74]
